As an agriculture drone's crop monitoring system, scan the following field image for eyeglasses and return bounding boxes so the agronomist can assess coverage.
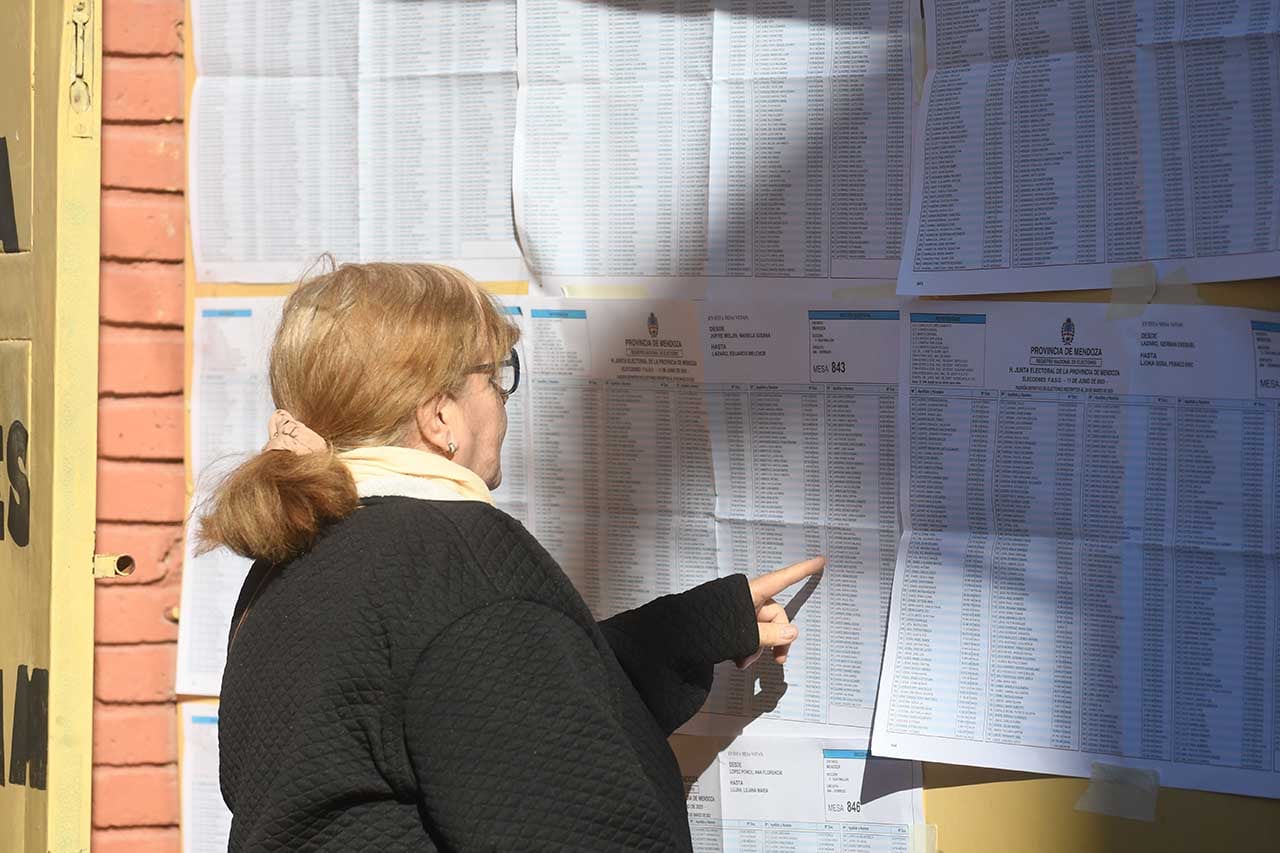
[469,347,520,401]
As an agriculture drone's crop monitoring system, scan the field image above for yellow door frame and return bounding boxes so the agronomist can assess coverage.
[0,1,105,849]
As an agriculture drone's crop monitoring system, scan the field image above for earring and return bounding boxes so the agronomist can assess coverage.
[446,441,458,457]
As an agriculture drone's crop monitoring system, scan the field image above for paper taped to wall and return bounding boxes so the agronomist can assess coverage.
[873,300,1280,799]
[671,734,923,852]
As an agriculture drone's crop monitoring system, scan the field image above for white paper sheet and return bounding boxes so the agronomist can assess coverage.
[873,301,1280,799]
[496,297,903,736]
[188,75,360,284]
[357,0,524,280]
[176,298,284,697]
[192,0,358,78]
[515,1,915,290]
[189,0,525,283]
[514,0,714,281]
[898,0,1280,295]
[698,304,900,734]
[671,734,924,852]
[707,2,913,281]
[180,702,233,853]
[495,297,715,604]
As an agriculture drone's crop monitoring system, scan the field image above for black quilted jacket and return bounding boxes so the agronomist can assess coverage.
[219,496,760,851]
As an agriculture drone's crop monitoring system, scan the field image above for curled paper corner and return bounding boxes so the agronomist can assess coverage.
[1073,762,1159,823]
[560,284,650,299]
[1105,262,1158,320]
[909,823,937,853]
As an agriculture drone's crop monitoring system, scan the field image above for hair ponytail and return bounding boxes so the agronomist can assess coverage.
[193,260,518,565]
[197,449,359,565]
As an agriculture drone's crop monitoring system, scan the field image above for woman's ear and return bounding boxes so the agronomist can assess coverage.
[414,395,454,454]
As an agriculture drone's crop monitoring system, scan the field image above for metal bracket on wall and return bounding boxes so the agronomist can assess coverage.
[69,0,95,139]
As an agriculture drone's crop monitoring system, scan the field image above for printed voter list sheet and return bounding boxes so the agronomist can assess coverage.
[190,0,524,283]
[516,1,915,293]
[358,0,526,282]
[515,0,714,283]
[177,298,284,696]
[693,303,901,735]
[494,298,718,612]
[671,735,923,852]
[874,302,1280,798]
[189,74,359,283]
[190,1,359,282]
[899,0,1280,294]
[180,703,234,853]
[495,298,903,737]
[708,1,913,281]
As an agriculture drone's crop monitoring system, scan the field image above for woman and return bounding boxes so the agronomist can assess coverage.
[201,261,825,851]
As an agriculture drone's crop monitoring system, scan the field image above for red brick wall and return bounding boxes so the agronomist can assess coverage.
[95,1,187,850]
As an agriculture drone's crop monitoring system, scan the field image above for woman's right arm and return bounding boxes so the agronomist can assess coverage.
[596,557,826,733]
[402,599,684,850]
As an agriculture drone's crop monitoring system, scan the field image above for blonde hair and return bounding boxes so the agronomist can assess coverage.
[198,261,519,564]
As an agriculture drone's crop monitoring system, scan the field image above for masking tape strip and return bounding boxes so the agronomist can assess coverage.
[1106,262,1157,320]
[480,280,530,297]
[1152,265,1201,305]
[561,284,651,299]
[1162,266,1191,287]
[909,823,937,853]
[832,282,899,300]
[1073,762,1159,822]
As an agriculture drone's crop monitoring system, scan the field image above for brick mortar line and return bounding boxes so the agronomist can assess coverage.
[101,185,185,197]
[97,519,190,526]
[93,517,184,525]
[101,188,185,198]
[101,257,186,266]
[103,52,183,60]
[97,392,185,401]
[101,118,185,128]
[104,52,184,60]
[95,640,182,648]
[98,320,186,331]
[97,456,185,465]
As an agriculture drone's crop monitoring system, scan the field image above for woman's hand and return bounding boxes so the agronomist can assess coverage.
[736,556,826,669]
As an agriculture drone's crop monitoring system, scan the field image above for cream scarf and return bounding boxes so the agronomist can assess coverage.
[339,445,495,505]
[262,409,492,505]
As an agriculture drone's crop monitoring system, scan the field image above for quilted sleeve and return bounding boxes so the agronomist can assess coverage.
[404,599,688,850]
[597,574,760,734]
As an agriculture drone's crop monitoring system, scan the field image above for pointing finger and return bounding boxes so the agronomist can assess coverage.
[750,556,826,606]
